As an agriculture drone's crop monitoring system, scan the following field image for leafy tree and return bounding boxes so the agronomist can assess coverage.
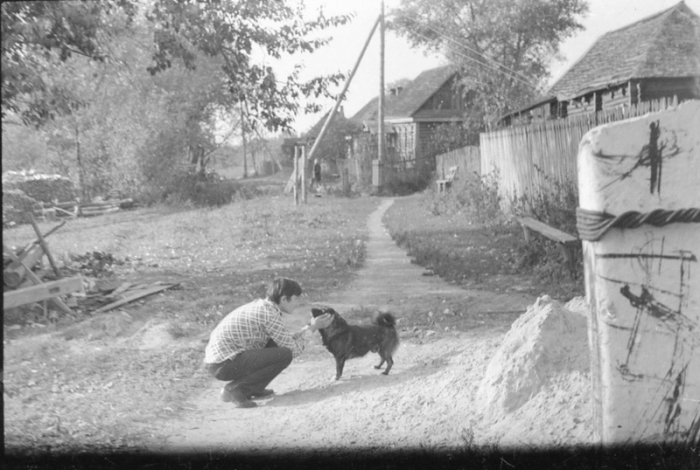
[1,0,136,126]
[146,0,352,133]
[2,0,354,206]
[309,117,362,165]
[389,0,589,122]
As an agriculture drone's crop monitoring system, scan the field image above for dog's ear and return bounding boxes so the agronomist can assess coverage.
[311,308,323,318]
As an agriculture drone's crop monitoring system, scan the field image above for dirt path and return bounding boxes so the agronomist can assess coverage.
[148,198,593,455]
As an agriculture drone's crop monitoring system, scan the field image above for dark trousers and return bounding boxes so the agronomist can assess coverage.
[207,339,293,397]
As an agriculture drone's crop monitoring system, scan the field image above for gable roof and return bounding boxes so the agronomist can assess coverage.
[350,96,380,123]
[301,107,346,142]
[549,2,700,100]
[386,65,457,118]
[350,64,458,123]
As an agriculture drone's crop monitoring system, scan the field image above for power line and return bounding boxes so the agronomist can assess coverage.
[393,9,535,83]
[411,28,538,90]
[392,12,539,90]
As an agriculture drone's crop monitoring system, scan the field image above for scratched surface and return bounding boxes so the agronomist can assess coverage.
[579,101,700,445]
[579,101,700,213]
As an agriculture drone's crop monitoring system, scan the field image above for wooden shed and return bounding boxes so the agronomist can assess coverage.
[349,65,467,170]
[498,2,700,126]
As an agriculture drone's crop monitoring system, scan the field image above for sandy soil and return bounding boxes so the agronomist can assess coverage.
[145,198,597,456]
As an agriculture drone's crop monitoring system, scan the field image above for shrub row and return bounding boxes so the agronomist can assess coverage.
[415,165,583,290]
[2,171,77,203]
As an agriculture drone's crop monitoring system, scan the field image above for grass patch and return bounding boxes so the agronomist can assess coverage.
[3,192,379,455]
[384,194,583,300]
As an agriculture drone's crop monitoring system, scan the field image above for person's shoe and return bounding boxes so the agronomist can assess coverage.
[221,388,257,408]
[249,389,274,399]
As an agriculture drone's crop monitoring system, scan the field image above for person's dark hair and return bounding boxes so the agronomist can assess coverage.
[266,277,302,305]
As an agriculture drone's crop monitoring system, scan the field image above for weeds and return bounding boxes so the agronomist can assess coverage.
[426,170,505,228]
[509,165,582,281]
[385,162,584,298]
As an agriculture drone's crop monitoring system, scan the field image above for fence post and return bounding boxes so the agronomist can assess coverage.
[372,159,384,188]
[293,145,299,206]
[301,145,307,204]
[577,100,700,445]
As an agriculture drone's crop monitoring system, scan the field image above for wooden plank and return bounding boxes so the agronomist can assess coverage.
[517,217,577,244]
[80,206,120,217]
[30,217,61,278]
[3,276,84,310]
[4,244,45,288]
[17,220,66,258]
[92,283,178,314]
[108,282,133,299]
[54,206,77,217]
[2,243,75,315]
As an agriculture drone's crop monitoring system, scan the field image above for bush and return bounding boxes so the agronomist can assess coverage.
[161,171,238,207]
[425,169,504,227]
[510,165,581,281]
[138,170,262,208]
[2,189,38,227]
[2,170,76,203]
[381,161,433,196]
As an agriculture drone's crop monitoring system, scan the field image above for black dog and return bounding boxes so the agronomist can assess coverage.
[311,306,400,380]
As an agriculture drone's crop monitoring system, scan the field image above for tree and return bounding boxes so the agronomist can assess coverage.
[1,1,136,127]
[145,0,352,133]
[389,0,589,122]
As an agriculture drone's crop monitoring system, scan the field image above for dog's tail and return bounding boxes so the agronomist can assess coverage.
[373,311,396,328]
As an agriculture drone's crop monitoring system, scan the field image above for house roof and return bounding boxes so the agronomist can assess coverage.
[349,64,459,123]
[350,97,380,123]
[301,107,346,142]
[549,1,700,100]
[495,95,557,123]
[386,65,458,118]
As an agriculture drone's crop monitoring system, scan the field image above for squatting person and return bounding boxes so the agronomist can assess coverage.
[203,277,332,408]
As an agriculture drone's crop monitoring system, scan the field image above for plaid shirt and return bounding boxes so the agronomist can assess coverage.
[204,298,307,364]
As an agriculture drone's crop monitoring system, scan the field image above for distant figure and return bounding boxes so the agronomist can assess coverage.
[312,159,322,190]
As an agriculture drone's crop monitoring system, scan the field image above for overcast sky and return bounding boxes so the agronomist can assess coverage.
[269,0,700,134]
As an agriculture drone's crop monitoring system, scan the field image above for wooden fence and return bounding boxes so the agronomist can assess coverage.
[480,97,683,208]
[435,146,481,179]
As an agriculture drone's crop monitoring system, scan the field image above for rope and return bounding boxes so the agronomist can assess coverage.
[577,208,700,242]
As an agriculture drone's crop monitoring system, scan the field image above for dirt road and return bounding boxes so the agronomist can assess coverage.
[147,198,595,455]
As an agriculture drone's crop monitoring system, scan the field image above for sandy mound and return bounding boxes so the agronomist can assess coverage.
[478,295,589,416]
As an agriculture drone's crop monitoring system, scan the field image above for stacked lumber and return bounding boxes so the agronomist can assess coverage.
[3,220,83,314]
[3,218,178,317]
[78,198,135,217]
[86,281,180,313]
[80,199,121,217]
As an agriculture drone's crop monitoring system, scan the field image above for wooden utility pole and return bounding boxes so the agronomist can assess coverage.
[379,0,385,163]
[374,0,386,189]
[301,145,307,203]
[304,15,381,166]
[293,145,299,206]
[240,101,248,179]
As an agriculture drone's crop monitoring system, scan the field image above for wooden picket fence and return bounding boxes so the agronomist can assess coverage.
[479,97,683,208]
[435,146,481,180]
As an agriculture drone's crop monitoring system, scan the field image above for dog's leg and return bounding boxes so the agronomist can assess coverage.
[335,357,346,380]
[381,356,394,375]
[374,358,385,370]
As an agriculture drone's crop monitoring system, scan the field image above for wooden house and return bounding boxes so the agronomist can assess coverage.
[349,65,467,170]
[498,1,700,126]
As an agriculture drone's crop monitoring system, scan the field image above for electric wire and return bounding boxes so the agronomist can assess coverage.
[391,11,540,90]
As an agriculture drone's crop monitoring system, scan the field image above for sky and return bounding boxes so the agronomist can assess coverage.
[276,0,700,135]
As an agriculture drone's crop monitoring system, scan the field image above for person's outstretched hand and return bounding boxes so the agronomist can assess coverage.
[309,313,332,331]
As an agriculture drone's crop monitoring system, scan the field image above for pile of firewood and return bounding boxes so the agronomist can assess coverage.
[3,219,178,318]
[3,220,83,315]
